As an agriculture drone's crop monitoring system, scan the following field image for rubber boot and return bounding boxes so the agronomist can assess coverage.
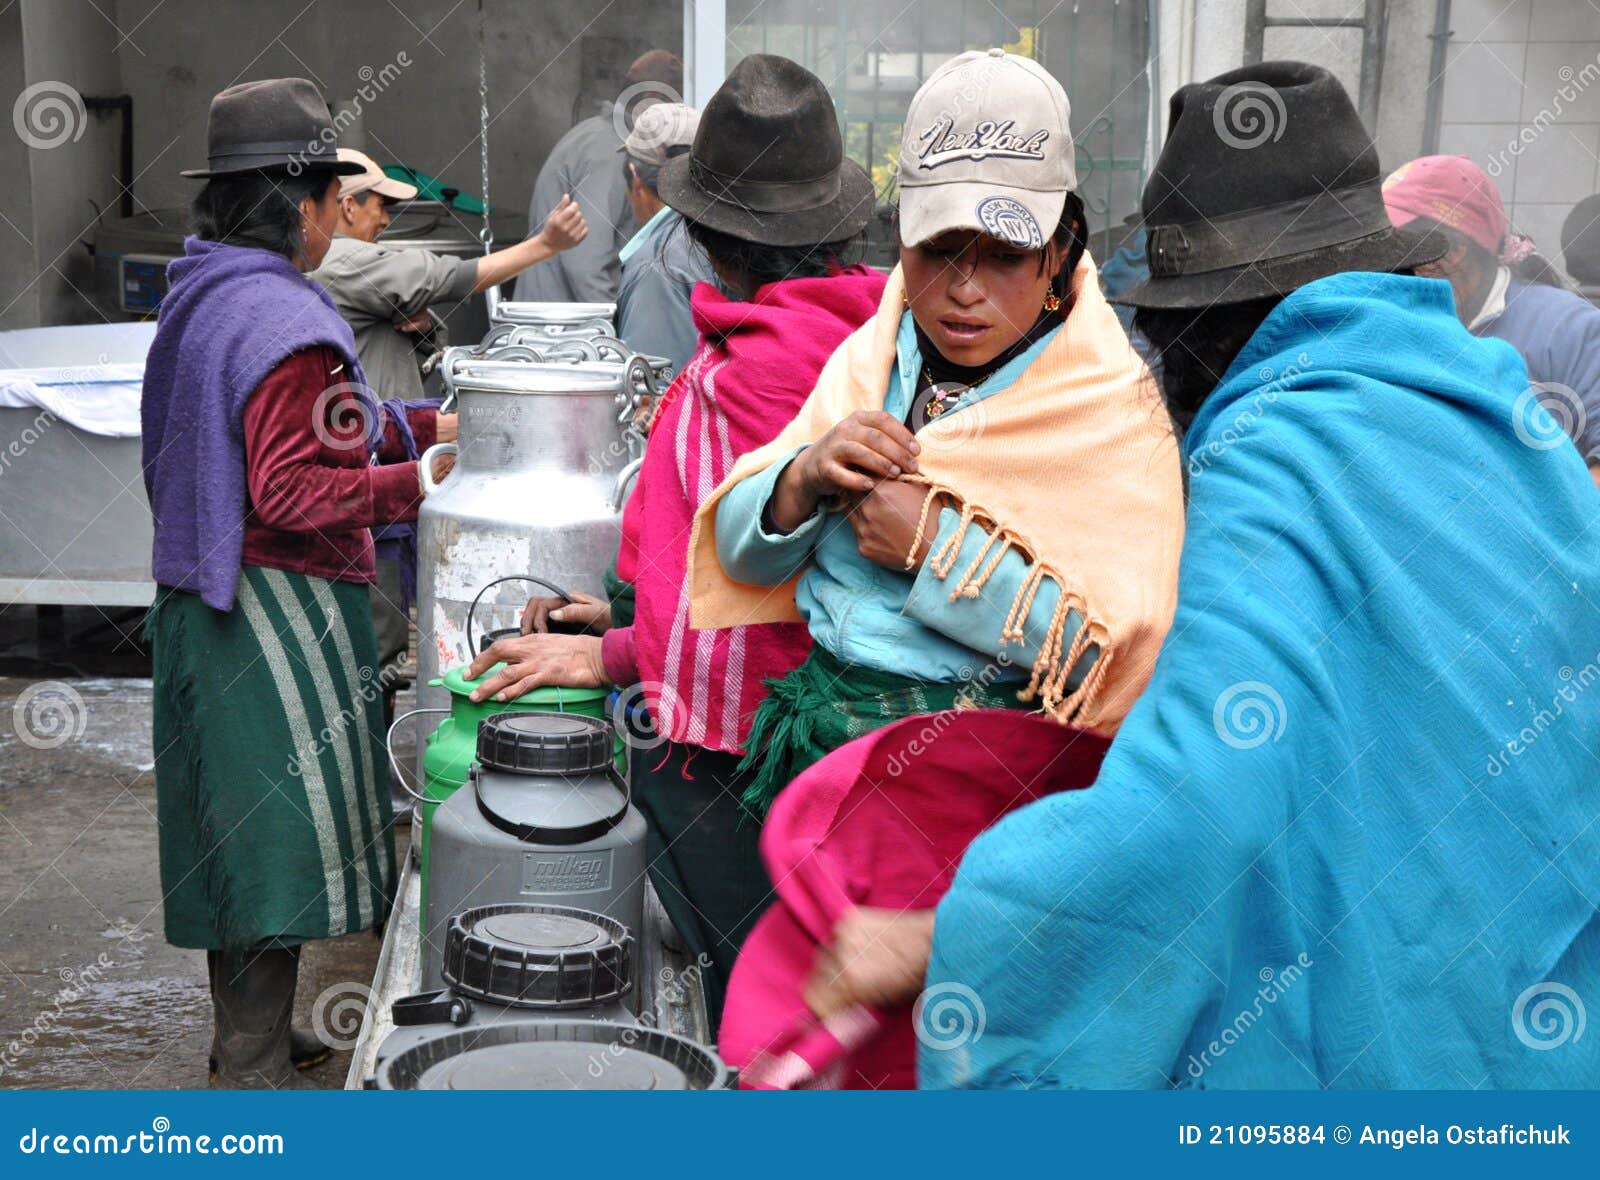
[205,952,332,1078]
[209,945,315,1089]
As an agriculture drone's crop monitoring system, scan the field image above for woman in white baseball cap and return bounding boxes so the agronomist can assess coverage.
[692,50,1184,820]
[684,51,1188,1058]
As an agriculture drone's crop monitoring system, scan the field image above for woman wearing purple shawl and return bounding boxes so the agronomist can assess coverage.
[141,79,446,1089]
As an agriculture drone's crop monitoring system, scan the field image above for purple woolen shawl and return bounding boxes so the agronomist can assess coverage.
[141,236,380,611]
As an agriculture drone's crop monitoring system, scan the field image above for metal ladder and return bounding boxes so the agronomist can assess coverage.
[1243,0,1391,129]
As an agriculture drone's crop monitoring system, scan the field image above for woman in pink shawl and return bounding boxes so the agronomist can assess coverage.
[466,55,886,1020]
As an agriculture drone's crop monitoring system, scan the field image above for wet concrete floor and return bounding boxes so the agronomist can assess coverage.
[0,604,409,1089]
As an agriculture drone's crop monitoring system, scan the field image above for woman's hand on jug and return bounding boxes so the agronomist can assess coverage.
[466,633,607,702]
[520,591,611,635]
[425,449,456,487]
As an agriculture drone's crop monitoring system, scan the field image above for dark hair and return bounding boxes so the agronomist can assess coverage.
[625,154,662,192]
[191,168,337,260]
[1132,296,1281,437]
[684,218,865,294]
[1053,192,1091,280]
[1407,216,1569,290]
[623,144,689,195]
[624,49,684,98]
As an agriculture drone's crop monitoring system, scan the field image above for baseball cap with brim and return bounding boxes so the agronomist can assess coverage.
[336,148,419,200]
[1113,61,1448,310]
[1381,154,1507,258]
[896,49,1075,249]
[655,54,876,248]
[180,77,365,178]
[622,103,700,168]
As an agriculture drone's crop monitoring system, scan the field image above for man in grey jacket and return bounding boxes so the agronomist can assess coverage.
[313,149,587,399]
[616,102,715,372]
[513,50,683,305]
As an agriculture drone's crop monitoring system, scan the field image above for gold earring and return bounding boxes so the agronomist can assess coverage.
[1043,291,1061,312]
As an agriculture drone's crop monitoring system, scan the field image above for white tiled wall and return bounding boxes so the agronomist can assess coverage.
[1437,0,1600,274]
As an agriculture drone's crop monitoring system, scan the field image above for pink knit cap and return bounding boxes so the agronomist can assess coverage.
[1382,155,1510,258]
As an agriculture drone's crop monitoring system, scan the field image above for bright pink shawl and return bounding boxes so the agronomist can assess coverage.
[721,709,1110,1089]
[616,267,885,753]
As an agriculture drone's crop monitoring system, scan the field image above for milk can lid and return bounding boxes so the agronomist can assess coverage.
[476,711,611,774]
[441,903,633,1009]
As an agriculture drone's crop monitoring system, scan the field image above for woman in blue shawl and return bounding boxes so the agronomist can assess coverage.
[810,63,1600,1089]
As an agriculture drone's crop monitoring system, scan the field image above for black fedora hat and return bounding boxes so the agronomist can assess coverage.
[1116,61,1446,309]
[656,54,874,247]
[181,77,364,179]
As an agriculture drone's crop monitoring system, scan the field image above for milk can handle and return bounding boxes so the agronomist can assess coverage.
[419,442,457,496]
[610,456,644,512]
[386,708,449,804]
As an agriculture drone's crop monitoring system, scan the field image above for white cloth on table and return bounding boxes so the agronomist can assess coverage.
[0,364,144,436]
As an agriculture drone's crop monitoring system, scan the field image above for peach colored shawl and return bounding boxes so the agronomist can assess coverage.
[687,256,1184,735]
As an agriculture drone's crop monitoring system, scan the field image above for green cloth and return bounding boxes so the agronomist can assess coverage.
[737,645,1031,815]
[147,565,397,950]
[381,165,486,214]
[604,560,636,630]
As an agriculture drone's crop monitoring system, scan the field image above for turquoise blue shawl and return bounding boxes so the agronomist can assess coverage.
[922,272,1600,1088]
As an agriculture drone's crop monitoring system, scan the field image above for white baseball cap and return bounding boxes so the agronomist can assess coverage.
[623,102,700,168]
[897,49,1075,249]
[335,148,418,201]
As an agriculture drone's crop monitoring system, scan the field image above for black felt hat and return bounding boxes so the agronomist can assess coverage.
[181,77,364,179]
[1561,194,1600,285]
[1116,61,1447,309]
[656,54,875,247]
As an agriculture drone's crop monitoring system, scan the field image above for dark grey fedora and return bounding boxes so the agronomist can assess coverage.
[181,77,364,179]
[656,54,874,247]
[1116,61,1446,309]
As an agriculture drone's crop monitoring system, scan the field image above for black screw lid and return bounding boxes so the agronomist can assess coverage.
[476,711,611,775]
[441,903,634,1009]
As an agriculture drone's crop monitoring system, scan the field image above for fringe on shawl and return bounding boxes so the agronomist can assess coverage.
[906,479,1116,728]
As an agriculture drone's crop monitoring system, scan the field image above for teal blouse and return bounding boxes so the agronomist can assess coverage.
[714,310,1094,686]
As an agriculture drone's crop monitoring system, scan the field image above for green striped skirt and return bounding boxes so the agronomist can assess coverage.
[737,645,1032,816]
[147,565,396,950]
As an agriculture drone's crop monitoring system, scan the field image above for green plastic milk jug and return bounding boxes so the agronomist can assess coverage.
[417,664,610,918]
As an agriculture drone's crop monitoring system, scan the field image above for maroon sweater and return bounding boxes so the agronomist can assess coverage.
[240,346,434,585]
